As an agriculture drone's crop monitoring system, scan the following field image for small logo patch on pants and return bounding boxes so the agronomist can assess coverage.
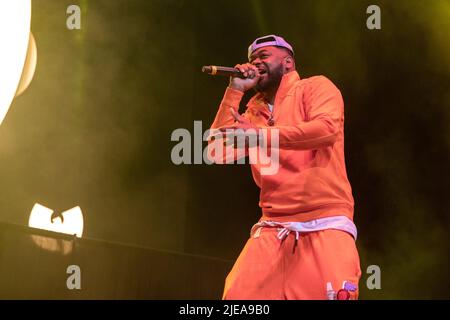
[326,281,358,300]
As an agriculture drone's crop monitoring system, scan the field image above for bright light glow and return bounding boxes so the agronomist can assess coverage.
[16,32,37,97]
[0,0,32,125]
[28,203,84,237]
[31,234,73,255]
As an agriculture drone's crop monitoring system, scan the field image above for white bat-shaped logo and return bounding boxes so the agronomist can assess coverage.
[28,203,84,237]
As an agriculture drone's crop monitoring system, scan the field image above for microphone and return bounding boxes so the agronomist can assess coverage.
[202,65,245,78]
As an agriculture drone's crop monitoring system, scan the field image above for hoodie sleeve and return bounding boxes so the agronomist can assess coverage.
[264,76,344,150]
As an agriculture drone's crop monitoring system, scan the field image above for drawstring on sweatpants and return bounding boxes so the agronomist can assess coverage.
[277,227,299,241]
[252,223,301,253]
[277,227,299,253]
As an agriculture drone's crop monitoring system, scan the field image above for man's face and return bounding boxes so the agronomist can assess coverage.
[249,46,289,93]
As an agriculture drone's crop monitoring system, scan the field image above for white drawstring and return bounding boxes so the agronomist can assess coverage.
[252,222,300,242]
[276,227,299,241]
[252,223,300,252]
[277,227,290,240]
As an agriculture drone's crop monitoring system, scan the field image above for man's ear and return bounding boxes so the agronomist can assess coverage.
[284,55,294,70]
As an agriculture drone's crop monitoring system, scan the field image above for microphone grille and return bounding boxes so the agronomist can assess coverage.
[201,66,212,73]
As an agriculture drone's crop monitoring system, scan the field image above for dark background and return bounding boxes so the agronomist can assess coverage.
[0,0,449,299]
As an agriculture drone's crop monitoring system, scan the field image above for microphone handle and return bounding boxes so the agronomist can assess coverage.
[202,66,245,78]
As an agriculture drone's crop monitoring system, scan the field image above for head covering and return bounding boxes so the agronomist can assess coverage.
[248,34,294,60]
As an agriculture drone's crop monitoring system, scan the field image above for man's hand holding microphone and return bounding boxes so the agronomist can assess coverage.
[228,63,260,92]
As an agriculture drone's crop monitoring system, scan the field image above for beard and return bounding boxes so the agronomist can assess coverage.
[255,63,284,93]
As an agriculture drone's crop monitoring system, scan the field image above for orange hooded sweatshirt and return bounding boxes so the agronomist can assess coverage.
[209,71,354,222]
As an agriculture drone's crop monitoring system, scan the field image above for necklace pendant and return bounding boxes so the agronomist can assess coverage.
[268,115,274,126]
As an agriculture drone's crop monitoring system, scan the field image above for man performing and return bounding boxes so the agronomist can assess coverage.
[208,35,361,300]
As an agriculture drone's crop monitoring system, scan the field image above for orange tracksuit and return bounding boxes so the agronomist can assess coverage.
[210,71,361,300]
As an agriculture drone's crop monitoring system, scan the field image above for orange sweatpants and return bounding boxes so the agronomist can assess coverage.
[223,228,361,300]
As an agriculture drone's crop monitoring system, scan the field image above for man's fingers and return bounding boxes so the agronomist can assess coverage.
[234,64,246,77]
[230,108,252,125]
[230,108,241,122]
[234,63,259,78]
[244,63,259,78]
